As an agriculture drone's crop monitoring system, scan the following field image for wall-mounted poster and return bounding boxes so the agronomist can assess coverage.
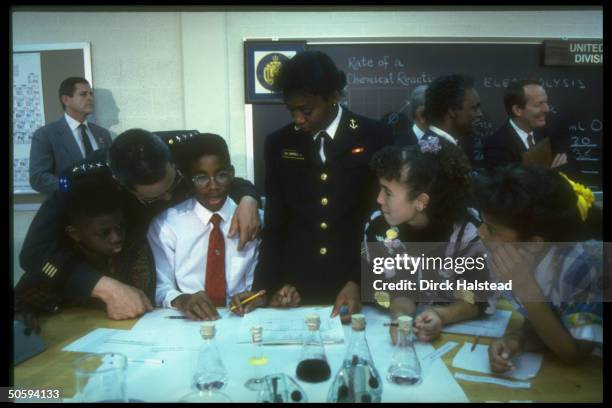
[244,41,306,104]
[13,53,45,194]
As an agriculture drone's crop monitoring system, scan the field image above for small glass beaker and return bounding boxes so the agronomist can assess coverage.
[73,352,127,402]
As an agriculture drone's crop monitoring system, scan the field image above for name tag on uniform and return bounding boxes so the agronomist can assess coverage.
[281,149,305,160]
[351,147,365,154]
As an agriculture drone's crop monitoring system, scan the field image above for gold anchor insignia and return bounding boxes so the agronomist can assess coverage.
[349,119,358,129]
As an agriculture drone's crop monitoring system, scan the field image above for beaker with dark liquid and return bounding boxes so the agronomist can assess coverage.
[295,314,331,383]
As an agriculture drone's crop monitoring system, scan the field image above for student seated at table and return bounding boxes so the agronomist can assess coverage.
[15,175,156,332]
[473,164,603,370]
[363,137,493,344]
[148,133,263,321]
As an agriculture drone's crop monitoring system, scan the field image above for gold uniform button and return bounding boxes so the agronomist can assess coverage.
[320,173,328,181]
[320,222,328,230]
[321,197,328,206]
[320,247,327,255]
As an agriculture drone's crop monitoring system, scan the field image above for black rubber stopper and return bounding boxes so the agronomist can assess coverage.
[291,390,302,402]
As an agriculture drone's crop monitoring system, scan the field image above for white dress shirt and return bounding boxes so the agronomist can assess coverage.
[64,113,99,157]
[147,197,261,308]
[313,104,343,163]
[412,123,425,142]
[428,125,458,145]
[509,119,533,149]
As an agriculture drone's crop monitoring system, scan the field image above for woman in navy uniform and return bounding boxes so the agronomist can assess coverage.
[253,51,393,322]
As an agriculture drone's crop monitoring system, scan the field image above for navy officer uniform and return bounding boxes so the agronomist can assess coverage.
[253,107,393,303]
[18,130,261,307]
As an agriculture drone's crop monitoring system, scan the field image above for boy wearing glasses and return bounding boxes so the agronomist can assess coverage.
[19,129,261,322]
[147,133,263,320]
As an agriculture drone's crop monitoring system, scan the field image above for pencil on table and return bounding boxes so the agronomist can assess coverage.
[230,290,266,312]
[471,336,481,352]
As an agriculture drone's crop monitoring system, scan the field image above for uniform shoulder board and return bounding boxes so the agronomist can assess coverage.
[70,160,106,174]
[61,160,110,192]
[157,130,200,146]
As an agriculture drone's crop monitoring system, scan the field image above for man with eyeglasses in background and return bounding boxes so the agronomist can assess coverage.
[17,129,262,325]
[148,133,264,321]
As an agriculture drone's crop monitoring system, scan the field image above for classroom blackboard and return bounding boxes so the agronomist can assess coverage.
[251,41,602,193]
[12,43,91,194]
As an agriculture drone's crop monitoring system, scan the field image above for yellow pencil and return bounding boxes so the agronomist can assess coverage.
[230,290,266,312]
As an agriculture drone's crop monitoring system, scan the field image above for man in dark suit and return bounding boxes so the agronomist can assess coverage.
[252,51,393,323]
[422,75,483,152]
[19,129,262,322]
[393,84,429,147]
[29,77,112,194]
[483,79,567,171]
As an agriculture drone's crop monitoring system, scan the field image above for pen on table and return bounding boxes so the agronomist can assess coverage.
[384,322,399,327]
[165,315,188,319]
[471,336,481,352]
[128,358,164,365]
[230,290,266,312]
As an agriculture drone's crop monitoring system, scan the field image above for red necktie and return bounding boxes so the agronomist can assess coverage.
[527,133,535,149]
[205,214,226,306]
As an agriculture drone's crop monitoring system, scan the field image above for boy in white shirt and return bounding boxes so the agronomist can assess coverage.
[147,133,263,320]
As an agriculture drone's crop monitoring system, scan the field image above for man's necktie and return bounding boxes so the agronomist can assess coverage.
[316,131,332,164]
[205,213,226,306]
[527,132,535,149]
[78,123,95,157]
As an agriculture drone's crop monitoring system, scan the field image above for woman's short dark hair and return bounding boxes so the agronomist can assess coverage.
[473,164,587,241]
[370,136,472,227]
[107,129,174,190]
[273,51,346,99]
[424,75,474,124]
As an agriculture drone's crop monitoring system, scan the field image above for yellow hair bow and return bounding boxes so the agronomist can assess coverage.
[559,172,595,221]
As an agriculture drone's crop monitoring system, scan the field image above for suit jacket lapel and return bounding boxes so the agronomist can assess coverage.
[90,125,109,149]
[288,126,318,166]
[507,122,527,155]
[59,117,85,160]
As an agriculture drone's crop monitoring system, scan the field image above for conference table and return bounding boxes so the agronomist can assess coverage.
[13,302,602,403]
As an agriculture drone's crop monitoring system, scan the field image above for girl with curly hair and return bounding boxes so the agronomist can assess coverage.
[364,135,492,344]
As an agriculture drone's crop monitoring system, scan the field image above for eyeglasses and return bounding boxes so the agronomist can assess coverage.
[137,169,184,205]
[192,171,232,188]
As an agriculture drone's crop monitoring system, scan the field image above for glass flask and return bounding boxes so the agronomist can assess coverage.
[327,314,383,403]
[295,314,331,383]
[257,373,308,403]
[193,322,227,391]
[387,315,422,385]
[245,325,269,390]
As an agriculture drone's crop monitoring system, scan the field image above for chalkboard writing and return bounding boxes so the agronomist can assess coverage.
[251,42,602,193]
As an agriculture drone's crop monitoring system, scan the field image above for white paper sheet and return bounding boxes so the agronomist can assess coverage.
[442,309,512,338]
[454,372,531,389]
[59,306,470,402]
[452,342,543,381]
[421,341,459,368]
[236,306,345,344]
